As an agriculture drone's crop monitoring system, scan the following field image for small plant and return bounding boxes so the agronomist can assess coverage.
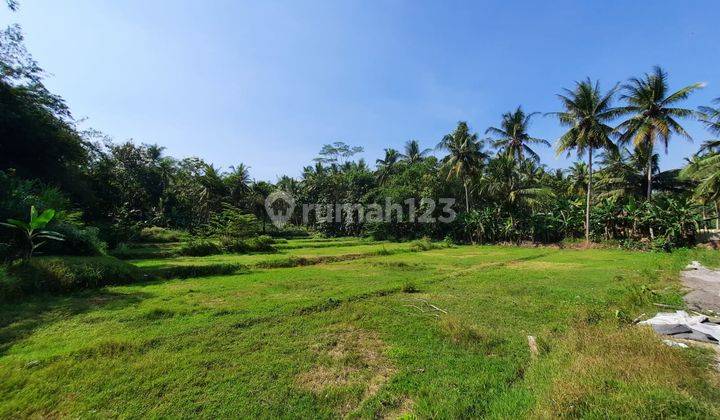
[1,206,64,259]
[409,237,439,252]
[401,281,419,293]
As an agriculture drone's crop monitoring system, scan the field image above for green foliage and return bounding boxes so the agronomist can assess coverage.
[409,237,442,252]
[205,203,259,238]
[1,256,143,299]
[144,263,247,279]
[42,223,106,256]
[1,206,64,258]
[218,235,277,254]
[178,239,222,257]
[137,226,187,243]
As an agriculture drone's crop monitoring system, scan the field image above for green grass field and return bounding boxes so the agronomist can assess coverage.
[2,241,720,418]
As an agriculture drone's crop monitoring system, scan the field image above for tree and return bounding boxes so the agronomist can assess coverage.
[485,106,549,162]
[314,142,363,165]
[438,122,487,212]
[567,161,589,198]
[375,148,400,185]
[400,140,431,164]
[616,66,704,199]
[698,97,720,136]
[681,99,720,228]
[550,79,618,244]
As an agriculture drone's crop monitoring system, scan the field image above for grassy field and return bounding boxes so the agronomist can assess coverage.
[2,240,720,418]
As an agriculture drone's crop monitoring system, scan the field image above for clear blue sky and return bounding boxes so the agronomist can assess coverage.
[3,1,719,181]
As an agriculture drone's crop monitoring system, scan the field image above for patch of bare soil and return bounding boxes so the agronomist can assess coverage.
[296,326,396,415]
[682,262,720,314]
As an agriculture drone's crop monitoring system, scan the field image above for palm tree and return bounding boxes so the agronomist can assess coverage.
[616,66,704,199]
[698,97,720,136]
[225,163,251,204]
[375,148,400,185]
[682,99,720,228]
[438,122,487,212]
[400,140,431,164]
[549,79,618,244]
[566,161,589,198]
[485,106,549,162]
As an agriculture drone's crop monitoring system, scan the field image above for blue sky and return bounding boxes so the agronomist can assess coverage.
[3,1,719,181]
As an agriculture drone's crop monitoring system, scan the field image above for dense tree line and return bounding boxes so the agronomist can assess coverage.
[1,10,719,257]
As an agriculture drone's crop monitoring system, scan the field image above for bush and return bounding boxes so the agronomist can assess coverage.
[245,235,277,252]
[401,281,419,293]
[2,256,144,300]
[137,227,188,243]
[265,224,312,238]
[409,237,441,252]
[42,223,107,256]
[178,239,222,256]
[205,204,260,238]
[144,263,248,279]
[219,235,277,254]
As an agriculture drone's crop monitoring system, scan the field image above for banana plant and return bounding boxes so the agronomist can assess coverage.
[1,206,64,258]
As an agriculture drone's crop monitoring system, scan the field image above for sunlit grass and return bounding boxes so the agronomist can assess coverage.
[1,244,719,417]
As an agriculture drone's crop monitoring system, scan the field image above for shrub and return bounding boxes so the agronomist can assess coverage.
[144,263,248,279]
[2,256,144,300]
[178,239,222,256]
[219,235,276,254]
[205,204,260,238]
[409,237,441,252]
[401,281,419,293]
[244,235,276,252]
[266,224,312,238]
[43,223,107,256]
[137,227,188,243]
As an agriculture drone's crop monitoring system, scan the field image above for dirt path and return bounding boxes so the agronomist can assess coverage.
[682,262,720,314]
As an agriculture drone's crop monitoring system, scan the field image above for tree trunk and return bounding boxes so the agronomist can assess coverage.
[646,151,652,200]
[464,181,470,212]
[585,147,593,245]
[646,132,654,200]
[716,201,720,230]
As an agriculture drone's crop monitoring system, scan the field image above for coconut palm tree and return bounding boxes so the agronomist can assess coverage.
[549,79,619,244]
[485,106,549,162]
[616,66,704,199]
[375,148,400,185]
[698,97,720,136]
[682,100,720,228]
[400,140,431,164]
[438,122,487,212]
[566,161,589,198]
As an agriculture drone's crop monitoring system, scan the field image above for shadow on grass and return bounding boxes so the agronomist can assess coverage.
[0,289,152,356]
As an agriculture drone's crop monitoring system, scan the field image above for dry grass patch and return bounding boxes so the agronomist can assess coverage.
[532,324,720,418]
[296,326,396,414]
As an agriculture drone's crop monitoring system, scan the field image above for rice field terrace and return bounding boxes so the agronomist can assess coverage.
[2,238,720,418]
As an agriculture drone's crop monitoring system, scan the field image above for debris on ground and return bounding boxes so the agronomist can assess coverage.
[662,339,689,348]
[527,335,539,358]
[640,310,720,344]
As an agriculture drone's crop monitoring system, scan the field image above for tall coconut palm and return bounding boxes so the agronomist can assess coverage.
[616,66,704,199]
[549,79,619,244]
[682,98,720,228]
[437,122,487,212]
[485,106,549,162]
[400,140,431,164]
[375,148,400,185]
